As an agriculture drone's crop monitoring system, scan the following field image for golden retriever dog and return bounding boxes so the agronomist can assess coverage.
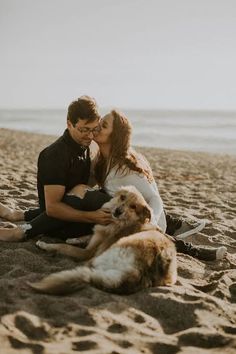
[30,186,177,295]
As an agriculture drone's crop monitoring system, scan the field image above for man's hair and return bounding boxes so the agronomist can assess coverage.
[94,110,154,186]
[67,95,100,126]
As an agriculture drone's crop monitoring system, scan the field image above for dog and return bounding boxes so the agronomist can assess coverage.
[30,186,177,295]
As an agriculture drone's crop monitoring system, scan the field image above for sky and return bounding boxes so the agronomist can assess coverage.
[0,0,236,110]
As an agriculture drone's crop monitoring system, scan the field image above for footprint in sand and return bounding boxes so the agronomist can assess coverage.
[75,329,94,336]
[72,340,97,351]
[107,323,128,333]
[134,314,146,323]
[178,330,234,349]
[229,283,236,302]
[116,340,133,349]
[193,280,219,293]
[149,342,179,354]
[0,184,12,190]
[223,326,236,335]
[14,314,48,341]
[8,336,44,354]
[16,182,31,189]
[203,227,220,236]
[8,190,22,196]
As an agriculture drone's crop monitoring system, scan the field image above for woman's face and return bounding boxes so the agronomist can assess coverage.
[93,113,114,145]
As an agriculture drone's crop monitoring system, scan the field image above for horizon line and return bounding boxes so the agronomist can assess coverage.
[0,106,236,114]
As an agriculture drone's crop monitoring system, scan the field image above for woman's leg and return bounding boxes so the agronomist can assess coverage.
[165,214,227,261]
[166,213,206,239]
[174,239,227,261]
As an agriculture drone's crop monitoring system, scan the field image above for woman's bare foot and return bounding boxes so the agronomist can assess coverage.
[0,225,25,241]
[67,184,88,198]
[0,202,24,222]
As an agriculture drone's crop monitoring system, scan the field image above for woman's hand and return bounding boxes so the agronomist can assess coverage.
[67,184,89,199]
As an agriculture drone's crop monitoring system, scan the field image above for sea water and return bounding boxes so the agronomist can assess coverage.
[0,109,235,154]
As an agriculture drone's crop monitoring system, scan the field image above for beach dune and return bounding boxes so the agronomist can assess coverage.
[0,128,236,354]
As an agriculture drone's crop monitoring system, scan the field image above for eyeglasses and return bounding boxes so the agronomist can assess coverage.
[77,125,101,135]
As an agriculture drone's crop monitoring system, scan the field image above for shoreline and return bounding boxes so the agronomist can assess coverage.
[0,128,236,353]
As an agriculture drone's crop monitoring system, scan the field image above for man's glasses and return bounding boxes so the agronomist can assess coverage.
[77,125,101,135]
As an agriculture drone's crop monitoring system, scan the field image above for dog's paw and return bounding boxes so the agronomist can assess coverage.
[36,240,55,252]
[66,237,81,245]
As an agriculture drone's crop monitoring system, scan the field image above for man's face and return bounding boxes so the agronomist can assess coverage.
[67,118,101,147]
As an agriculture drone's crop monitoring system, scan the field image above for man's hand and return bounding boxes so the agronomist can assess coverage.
[89,209,113,225]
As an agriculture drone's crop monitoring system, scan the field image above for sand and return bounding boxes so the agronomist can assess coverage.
[0,127,236,354]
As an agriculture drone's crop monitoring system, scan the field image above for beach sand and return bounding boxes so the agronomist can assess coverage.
[0,128,236,354]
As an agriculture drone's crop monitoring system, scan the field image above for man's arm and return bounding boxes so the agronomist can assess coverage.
[44,185,112,225]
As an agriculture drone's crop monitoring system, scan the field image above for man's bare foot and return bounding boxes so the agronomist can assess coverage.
[0,225,25,241]
[0,202,24,221]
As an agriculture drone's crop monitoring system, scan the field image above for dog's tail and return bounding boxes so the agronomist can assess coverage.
[157,245,177,286]
[28,266,93,295]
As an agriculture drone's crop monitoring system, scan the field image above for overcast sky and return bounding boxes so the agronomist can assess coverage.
[0,0,236,110]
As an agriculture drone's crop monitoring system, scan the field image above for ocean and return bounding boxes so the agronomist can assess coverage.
[0,109,235,155]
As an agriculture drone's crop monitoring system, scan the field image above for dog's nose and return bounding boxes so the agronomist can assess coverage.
[114,207,123,217]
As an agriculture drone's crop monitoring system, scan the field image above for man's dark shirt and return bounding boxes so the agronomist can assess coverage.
[37,129,91,210]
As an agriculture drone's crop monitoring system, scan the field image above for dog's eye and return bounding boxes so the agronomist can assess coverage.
[120,195,126,201]
[130,204,136,210]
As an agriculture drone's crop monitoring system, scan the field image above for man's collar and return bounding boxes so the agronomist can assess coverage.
[62,129,88,155]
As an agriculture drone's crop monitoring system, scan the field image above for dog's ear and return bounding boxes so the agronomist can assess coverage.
[139,205,151,223]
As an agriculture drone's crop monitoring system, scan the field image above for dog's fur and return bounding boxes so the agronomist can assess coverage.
[30,186,177,295]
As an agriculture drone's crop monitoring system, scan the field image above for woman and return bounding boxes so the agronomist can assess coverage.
[92,109,166,231]
[0,110,226,261]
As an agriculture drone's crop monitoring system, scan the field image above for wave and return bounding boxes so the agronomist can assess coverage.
[0,109,235,154]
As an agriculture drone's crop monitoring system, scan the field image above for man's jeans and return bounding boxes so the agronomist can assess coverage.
[24,190,112,239]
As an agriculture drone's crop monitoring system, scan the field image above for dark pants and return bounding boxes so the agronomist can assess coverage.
[24,190,112,239]
[163,214,195,253]
[165,214,182,236]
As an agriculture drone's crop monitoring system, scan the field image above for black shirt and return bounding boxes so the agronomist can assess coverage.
[37,129,91,210]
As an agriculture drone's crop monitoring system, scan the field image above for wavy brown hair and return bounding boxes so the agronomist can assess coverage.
[94,110,154,187]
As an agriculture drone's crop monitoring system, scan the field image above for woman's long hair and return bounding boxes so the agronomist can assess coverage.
[94,110,154,187]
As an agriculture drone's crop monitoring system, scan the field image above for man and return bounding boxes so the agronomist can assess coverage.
[0,96,112,241]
